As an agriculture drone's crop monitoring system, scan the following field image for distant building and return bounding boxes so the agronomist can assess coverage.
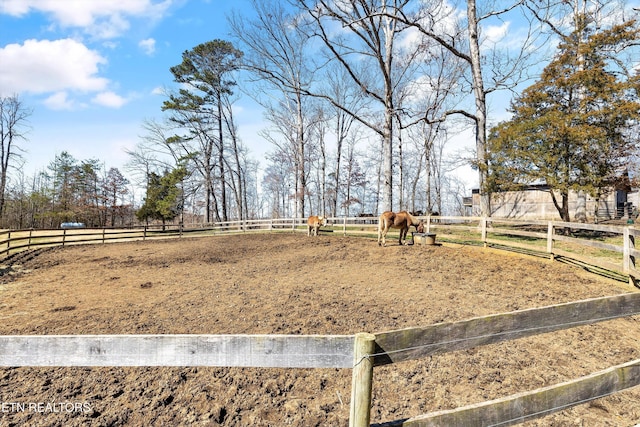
[469,184,638,221]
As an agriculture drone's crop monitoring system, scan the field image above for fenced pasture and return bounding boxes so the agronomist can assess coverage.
[3,216,638,285]
[1,219,640,425]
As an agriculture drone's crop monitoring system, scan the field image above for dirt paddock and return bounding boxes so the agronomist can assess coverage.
[1,232,640,426]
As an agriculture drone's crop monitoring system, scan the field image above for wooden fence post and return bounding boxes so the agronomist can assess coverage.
[62,229,66,247]
[624,227,636,286]
[547,221,555,261]
[343,217,347,237]
[6,230,10,254]
[349,332,375,427]
[28,229,33,250]
[481,217,487,247]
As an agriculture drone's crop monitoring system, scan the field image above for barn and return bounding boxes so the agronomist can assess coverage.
[468,183,640,222]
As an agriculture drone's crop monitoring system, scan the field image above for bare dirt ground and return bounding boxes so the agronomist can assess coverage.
[0,232,640,426]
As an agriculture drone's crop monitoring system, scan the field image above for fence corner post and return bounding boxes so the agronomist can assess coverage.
[349,332,375,427]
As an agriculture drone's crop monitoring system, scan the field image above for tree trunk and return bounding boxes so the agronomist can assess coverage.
[397,119,404,211]
[225,102,244,221]
[217,91,228,222]
[550,189,571,222]
[467,0,490,217]
[411,151,424,214]
[296,91,306,218]
[320,132,327,217]
[333,125,344,218]
[381,10,395,213]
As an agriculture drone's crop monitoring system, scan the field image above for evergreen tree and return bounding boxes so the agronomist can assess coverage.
[136,167,187,228]
[487,18,640,221]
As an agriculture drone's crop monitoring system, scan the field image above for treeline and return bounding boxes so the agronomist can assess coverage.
[2,152,134,229]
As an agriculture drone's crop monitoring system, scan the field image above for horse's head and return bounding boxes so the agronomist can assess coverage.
[416,221,425,233]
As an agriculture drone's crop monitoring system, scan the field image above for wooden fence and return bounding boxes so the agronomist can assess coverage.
[3,216,636,285]
[2,217,640,425]
[2,293,640,426]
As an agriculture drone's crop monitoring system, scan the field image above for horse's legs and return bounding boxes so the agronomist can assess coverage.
[399,227,407,245]
[379,222,389,246]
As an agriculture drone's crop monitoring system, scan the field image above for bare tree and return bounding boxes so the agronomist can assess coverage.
[340,134,367,216]
[103,167,130,227]
[0,95,31,219]
[230,0,316,218]
[296,0,420,213]
[305,106,330,216]
[220,94,250,220]
[374,0,543,216]
[321,63,368,216]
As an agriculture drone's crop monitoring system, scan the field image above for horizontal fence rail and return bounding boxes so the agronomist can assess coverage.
[372,292,640,366]
[0,334,354,369]
[374,358,640,427]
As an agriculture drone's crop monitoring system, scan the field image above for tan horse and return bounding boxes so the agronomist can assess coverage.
[377,211,424,246]
[307,215,327,236]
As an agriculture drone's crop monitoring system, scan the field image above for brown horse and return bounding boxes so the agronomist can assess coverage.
[377,211,424,246]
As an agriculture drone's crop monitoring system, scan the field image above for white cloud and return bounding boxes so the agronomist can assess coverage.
[139,38,156,55]
[482,22,510,46]
[43,91,77,110]
[0,38,109,96]
[1,0,173,39]
[92,91,128,108]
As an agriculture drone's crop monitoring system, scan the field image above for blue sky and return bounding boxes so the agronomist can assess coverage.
[0,0,267,184]
[8,0,631,193]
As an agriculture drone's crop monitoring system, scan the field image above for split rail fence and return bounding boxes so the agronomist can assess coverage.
[1,217,640,425]
[2,216,638,285]
[2,293,640,426]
